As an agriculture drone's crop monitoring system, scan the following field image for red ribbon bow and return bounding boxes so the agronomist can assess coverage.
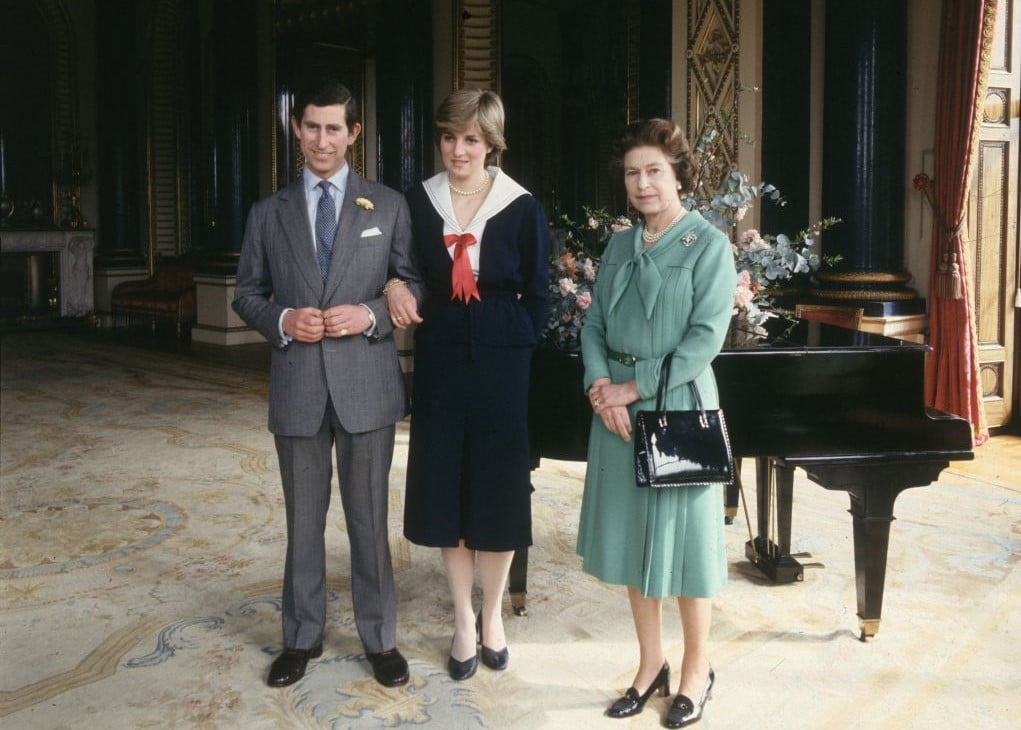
[444,233,481,303]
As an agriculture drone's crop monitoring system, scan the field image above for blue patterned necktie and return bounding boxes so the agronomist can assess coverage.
[315,180,337,282]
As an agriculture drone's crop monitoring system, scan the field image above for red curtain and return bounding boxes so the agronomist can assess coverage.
[925,0,998,445]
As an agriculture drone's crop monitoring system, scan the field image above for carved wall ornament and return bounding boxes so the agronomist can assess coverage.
[686,0,740,197]
[982,88,1008,125]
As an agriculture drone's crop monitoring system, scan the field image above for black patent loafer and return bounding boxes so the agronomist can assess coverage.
[606,662,670,718]
[664,667,714,728]
[366,648,410,687]
[267,642,323,687]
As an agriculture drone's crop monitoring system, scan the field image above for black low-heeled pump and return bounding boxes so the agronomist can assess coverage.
[447,633,478,681]
[606,662,671,718]
[476,612,510,670]
[663,666,714,728]
[480,644,509,670]
[448,651,478,681]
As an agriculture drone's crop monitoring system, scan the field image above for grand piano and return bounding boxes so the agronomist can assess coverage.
[522,319,974,640]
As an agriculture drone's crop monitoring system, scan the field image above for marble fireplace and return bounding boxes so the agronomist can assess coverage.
[0,229,95,318]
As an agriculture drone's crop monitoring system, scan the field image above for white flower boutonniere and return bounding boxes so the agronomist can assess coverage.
[355,197,374,211]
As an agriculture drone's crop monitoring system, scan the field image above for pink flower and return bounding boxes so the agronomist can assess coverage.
[733,272,755,313]
[558,277,577,296]
[581,260,597,281]
[576,291,592,310]
[734,286,755,310]
[737,229,763,250]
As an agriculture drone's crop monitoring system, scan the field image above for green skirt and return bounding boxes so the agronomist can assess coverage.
[576,410,727,599]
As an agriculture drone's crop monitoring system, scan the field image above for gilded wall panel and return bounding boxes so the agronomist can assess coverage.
[686,0,739,195]
[456,0,500,91]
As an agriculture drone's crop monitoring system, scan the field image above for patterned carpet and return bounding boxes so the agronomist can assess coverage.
[1,331,1019,729]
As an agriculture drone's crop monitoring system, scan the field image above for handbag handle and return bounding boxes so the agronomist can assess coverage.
[656,353,710,429]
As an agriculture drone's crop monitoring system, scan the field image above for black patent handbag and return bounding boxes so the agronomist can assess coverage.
[634,353,735,488]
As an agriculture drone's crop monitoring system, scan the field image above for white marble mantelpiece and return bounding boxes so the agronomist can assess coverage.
[0,229,95,316]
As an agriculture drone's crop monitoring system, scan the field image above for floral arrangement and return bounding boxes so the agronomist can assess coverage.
[540,199,837,350]
[728,220,839,339]
[685,107,840,341]
[541,206,632,350]
[539,101,840,350]
[355,197,374,211]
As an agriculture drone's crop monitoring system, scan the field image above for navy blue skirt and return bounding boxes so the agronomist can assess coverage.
[403,342,534,551]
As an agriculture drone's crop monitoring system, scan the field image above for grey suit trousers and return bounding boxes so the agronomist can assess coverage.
[274,398,397,654]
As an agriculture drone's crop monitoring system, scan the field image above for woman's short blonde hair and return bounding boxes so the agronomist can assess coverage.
[434,88,507,165]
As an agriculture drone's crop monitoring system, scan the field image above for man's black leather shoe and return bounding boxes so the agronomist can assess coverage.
[267,643,323,687]
[366,648,410,687]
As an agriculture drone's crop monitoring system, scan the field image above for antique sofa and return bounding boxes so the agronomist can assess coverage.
[110,256,197,336]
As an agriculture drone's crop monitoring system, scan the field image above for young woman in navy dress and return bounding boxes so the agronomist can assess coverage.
[384,88,550,681]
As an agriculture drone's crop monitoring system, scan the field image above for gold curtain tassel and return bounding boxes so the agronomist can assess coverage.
[935,252,963,300]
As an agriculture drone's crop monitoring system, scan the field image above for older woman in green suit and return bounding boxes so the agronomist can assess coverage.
[578,118,736,729]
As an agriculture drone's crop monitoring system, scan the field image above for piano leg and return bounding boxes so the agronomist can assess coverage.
[847,485,902,641]
[745,457,804,583]
[799,461,946,641]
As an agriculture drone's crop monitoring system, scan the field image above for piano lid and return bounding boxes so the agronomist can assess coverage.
[718,318,928,357]
[713,319,971,460]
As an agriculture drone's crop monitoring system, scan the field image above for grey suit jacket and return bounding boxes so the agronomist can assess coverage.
[233,172,422,437]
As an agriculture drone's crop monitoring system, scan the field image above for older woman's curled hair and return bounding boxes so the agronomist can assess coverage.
[610,118,698,193]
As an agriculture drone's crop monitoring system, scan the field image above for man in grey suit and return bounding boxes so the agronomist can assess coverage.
[233,79,421,689]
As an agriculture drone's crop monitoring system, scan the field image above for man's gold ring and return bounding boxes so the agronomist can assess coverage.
[339,328,348,336]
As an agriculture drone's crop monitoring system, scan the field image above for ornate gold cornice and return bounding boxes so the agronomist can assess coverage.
[814,271,914,285]
[806,288,919,301]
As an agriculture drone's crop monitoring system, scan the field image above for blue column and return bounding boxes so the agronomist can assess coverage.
[208,0,258,263]
[95,0,144,266]
[812,0,922,315]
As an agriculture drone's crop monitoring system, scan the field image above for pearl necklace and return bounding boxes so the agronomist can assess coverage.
[642,207,687,246]
[448,169,491,196]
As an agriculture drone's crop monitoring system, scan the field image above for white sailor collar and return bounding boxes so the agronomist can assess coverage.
[423,166,530,234]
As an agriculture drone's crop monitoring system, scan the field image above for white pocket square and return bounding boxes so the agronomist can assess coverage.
[360,227,383,238]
